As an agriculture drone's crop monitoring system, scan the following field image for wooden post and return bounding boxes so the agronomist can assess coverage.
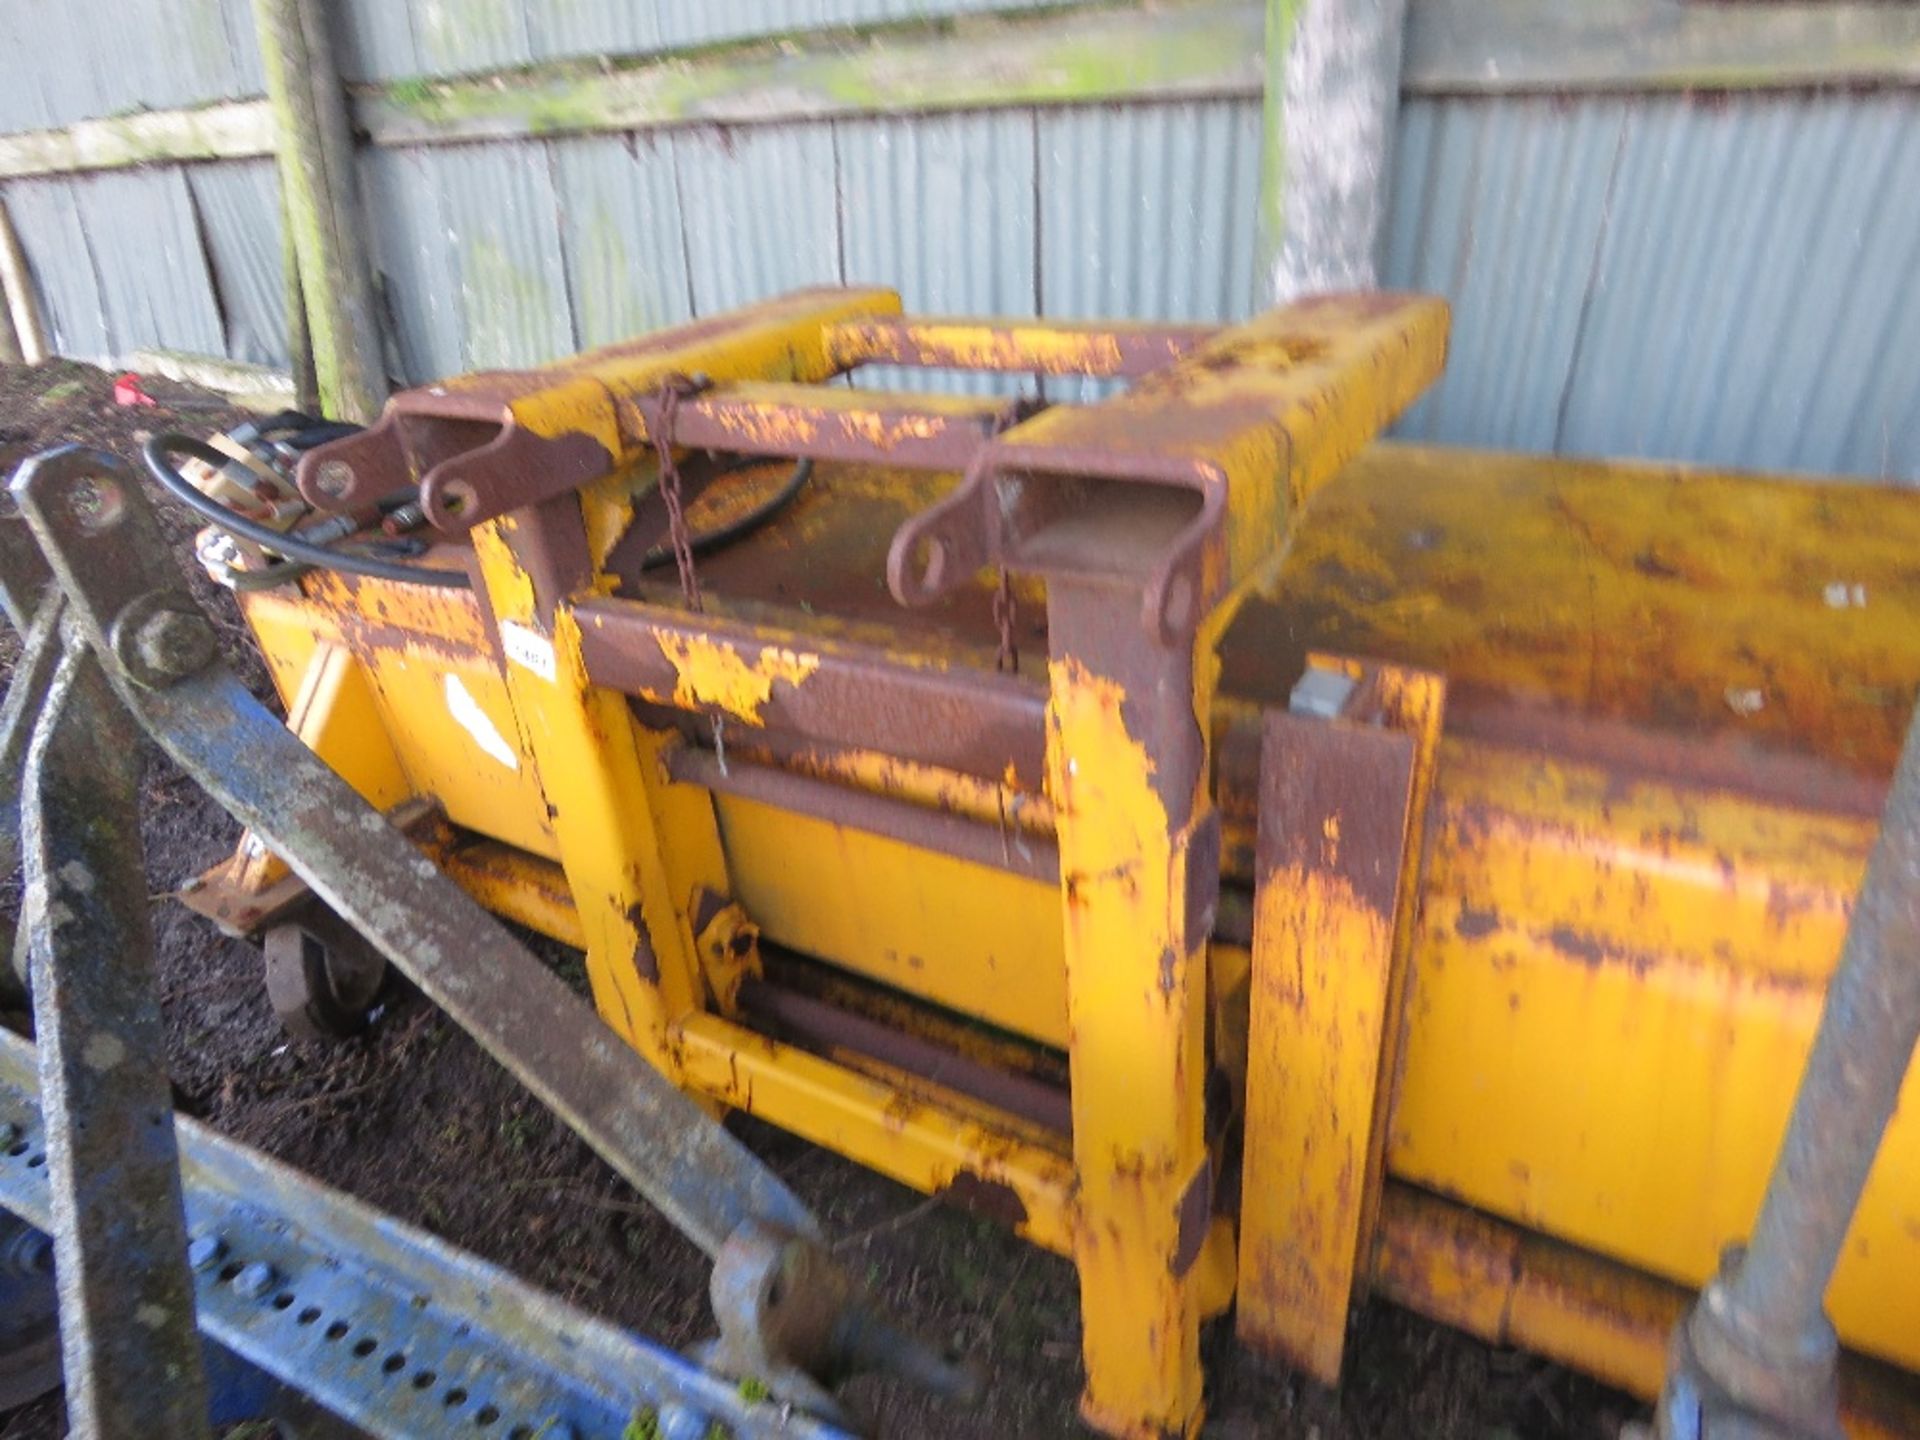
[1259,0,1410,302]
[252,0,385,422]
[279,183,319,414]
[0,197,47,363]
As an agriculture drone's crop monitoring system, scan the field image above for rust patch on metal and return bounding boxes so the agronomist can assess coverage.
[1172,1163,1213,1277]
[941,1172,1030,1229]
[624,901,661,982]
[1454,905,1502,940]
[576,594,1050,789]
[1545,924,1608,967]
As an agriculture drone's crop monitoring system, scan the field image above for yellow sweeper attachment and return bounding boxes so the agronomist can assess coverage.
[168,288,1920,1439]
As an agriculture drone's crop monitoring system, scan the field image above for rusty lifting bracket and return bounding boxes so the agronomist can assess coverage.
[0,444,974,1432]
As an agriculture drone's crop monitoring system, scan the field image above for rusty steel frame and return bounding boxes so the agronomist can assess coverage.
[397,287,1444,1439]
[157,286,1920,1439]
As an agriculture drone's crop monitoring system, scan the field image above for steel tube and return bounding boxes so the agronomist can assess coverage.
[1724,700,1920,1339]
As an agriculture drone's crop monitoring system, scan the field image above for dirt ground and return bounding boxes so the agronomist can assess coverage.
[0,360,1641,1439]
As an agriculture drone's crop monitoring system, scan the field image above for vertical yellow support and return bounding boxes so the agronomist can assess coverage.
[1237,658,1443,1382]
[1047,581,1215,1440]
[470,508,730,1065]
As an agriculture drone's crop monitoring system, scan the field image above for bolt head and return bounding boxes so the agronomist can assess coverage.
[133,607,217,681]
[187,1234,227,1272]
[232,1260,278,1299]
[5,1226,53,1277]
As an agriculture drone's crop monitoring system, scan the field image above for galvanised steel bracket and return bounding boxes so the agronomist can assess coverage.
[0,1024,850,1440]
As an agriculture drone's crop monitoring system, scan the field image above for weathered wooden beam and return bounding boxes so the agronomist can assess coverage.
[127,350,298,412]
[0,0,1913,188]
[252,0,386,423]
[0,101,275,180]
[353,0,1262,145]
[1406,0,1920,95]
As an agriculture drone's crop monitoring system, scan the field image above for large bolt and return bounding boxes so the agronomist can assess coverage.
[186,1234,227,1272]
[132,607,218,682]
[4,1226,53,1277]
[232,1260,278,1299]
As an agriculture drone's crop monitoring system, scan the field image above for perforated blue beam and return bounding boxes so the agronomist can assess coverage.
[0,1026,850,1440]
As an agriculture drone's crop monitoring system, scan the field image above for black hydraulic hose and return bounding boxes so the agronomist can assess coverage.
[639,458,814,572]
[143,434,472,590]
[148,434,815,589]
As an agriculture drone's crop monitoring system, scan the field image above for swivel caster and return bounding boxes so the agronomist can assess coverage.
[262,911,388,1044]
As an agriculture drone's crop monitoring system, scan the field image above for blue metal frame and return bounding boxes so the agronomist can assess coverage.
[0,1026,850,1439]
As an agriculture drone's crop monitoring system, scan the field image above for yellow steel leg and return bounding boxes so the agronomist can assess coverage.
[1047,579,1214,1439]
[471,507,732,1064]
[1235,658,1444,1382]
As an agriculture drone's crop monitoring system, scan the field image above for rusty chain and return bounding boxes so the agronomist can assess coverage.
[988,397,1029,676]
[651,373,706,614]
[992,571,1018,676]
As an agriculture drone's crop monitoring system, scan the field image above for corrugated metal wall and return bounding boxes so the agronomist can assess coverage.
[2,3,1917,484]
[354,99,1266,391]
[1385,91,1920,481]
[0,0,261,134]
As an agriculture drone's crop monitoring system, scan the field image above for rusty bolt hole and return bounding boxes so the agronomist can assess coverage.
[313,460,356,502]
[66,476,126,534]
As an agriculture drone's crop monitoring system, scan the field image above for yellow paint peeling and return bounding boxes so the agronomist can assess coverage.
[656,633,821,725]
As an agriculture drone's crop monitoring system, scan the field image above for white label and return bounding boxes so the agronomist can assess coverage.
[500,620,556,682]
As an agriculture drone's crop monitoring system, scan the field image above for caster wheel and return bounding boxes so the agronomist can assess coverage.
[262,913,387,1044]
[0,1218,60,1407]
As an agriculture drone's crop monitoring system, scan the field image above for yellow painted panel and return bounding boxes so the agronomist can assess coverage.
[1235,442,1920,775]
[1389,740,1920,1371]
[236,590,338,711]
[354,644,559,861]
[712,791,1068,1046]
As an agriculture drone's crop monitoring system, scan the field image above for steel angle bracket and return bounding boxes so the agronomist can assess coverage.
[1236,655,1447,1385]
[0,1025,851,1440]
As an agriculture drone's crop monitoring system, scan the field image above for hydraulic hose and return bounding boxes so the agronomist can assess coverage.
[147,434,816,590]
[638,458,814,572]
[143,433,472,590]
